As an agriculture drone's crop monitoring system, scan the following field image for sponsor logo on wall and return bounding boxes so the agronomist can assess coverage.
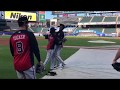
[5,11,37,21]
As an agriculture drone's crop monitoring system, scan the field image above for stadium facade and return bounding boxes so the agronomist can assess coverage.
[50,11,120,37]
[1,11,120,37]
[0,11,48,36]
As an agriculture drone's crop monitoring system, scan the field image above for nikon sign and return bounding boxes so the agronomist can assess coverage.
[5,11,37,21]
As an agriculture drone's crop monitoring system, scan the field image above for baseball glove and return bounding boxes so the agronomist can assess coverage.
[112,62,120,72]
[35,63,45,74]
[62,38,67,43]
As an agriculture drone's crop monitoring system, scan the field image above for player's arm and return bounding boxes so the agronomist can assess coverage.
[112,48,120,64]
[29,32,42,62]
[59,32,65,46]
[43,34,48,39]
[61,32,64,39]
[9,37,14,57]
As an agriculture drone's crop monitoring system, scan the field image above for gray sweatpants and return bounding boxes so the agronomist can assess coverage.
[16,66,36,79]
[43,50,55,70]
[53,45,65,67]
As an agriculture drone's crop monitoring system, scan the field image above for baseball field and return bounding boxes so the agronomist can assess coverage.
[1,36,120,79]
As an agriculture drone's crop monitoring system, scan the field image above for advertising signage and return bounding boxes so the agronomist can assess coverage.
[39,11,45,22]
[5,11,37,21]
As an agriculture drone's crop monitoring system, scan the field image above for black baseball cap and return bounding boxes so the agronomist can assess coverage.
[60,24,65,26]
[60,24,65,28]
[50,27,56,31]
[18,16,28,23]
[50,27,56,33]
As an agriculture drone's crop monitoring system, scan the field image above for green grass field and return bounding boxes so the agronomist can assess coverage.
[0,36,78,79]
[65,36,120,46]
[1,36,120,79]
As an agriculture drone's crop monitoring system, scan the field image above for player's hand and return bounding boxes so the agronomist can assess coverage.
[112,60,117,64]
[40,61,43,64]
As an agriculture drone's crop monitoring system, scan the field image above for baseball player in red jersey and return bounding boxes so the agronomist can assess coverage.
[43,27,56,71]
[9,16,43,79]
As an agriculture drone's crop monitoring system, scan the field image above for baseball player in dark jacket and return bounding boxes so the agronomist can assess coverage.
[54,24,66,69]
[9,16,43,79]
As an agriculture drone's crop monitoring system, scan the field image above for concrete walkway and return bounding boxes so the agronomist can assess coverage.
[42,47,120,79]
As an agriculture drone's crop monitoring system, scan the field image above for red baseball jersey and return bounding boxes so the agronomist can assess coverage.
[10,30,41,72]
[46,34,55,50]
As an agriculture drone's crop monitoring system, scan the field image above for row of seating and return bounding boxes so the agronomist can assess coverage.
[79,16,120,23]
[54,17,79,25]
[74,27,118,34]
[6,21,49,33]
[7,22,19,30]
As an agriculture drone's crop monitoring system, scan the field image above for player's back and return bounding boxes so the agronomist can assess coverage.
[10,30,32,72]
